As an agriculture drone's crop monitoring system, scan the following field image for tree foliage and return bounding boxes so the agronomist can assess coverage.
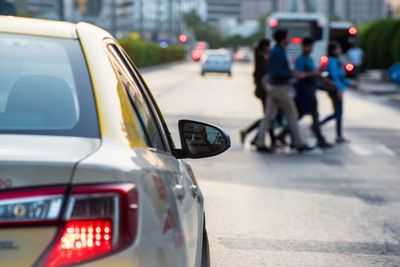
[360,19,400,69]
[118,39,185,68]
[183,10,268,49]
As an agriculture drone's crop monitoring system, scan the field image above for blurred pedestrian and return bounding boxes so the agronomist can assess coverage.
[320,42,356,144]
[240,39,276,146]
[255,29,312,153]
[347,42,364,80]
[279,37,332,148]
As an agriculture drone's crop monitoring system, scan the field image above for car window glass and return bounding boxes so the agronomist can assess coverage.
[0,33,99,138]
[108,45,165,151]
[115,46,174,150]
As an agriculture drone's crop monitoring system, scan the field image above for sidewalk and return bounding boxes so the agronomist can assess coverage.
[356,70,400,105]
[357,79,399,95]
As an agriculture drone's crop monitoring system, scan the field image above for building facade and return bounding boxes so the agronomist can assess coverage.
[0,0,206,42]
[207,0,242,26]
[269,0,389,23]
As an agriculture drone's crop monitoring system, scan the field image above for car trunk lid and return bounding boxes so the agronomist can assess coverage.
[0,135,100,267]
[0,135,100,189]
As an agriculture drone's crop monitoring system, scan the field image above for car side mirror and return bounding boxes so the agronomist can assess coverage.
[176,120,231,159]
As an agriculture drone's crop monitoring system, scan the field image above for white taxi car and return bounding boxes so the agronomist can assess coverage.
[0,16,230,267]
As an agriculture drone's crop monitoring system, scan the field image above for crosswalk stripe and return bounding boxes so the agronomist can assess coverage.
[349,144,396,157]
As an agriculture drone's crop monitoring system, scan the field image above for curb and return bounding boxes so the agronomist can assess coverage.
[391,95,400,104]
[357,82,399,95]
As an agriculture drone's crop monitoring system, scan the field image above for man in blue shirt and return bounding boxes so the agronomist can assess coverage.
[256,29,312,152]
[294,37,332,148]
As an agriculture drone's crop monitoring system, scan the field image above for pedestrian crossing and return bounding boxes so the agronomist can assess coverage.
[349,144,396,157]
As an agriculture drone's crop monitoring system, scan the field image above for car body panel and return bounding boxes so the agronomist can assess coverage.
[0,228,57,267]
[76,24,204,267]
[0,16,76,39]
[76,22,147,149]
[0,16,206,267]
[0,135,100,189]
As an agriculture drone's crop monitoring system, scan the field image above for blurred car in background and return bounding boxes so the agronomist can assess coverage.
[234,47,252,62]
[220,47,234,61]
[191,41,209,61]
[201,50,232,77]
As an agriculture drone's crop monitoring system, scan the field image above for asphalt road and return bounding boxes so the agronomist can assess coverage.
[143,62,400,267]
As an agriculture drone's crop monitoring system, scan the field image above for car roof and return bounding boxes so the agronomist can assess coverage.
[269,12,328,23]
[206,49,230,55]
[0,16,77,39]
[330,21,353,29]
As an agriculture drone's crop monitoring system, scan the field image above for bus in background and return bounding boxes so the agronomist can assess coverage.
[329,21,359,77]
[266,12,329,68]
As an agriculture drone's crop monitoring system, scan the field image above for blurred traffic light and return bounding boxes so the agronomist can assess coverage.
[178,34,188,44]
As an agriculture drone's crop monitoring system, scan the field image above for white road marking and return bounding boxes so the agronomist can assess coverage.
[350,144,396,157]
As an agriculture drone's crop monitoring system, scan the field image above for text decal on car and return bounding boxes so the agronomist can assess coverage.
[0,178,12,189]
[0,241,18,250]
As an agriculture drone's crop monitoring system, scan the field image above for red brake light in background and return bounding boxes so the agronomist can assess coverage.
[178,34,188,44]
[235,51,244,60]
[291,37,302,45]
[348,26,358,36]
[345,63,355,72]
[269,19,278,28]
[197,42,206,50]
[320,56,329,67]
[191,50,203,61]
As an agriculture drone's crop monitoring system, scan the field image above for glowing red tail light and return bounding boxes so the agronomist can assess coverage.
[348,26,357,36]
[345,63,355,72]
[33,183,138,267]
[291,37,302,45]
[320,56,329,67]
[192,50,203,61]
[269,19,278,28]
[236,52,244,60]
[45,220,112,267]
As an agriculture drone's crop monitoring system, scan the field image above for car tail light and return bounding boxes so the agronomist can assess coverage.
[0,187,66,226]
[291,37,302,45]
[320,56,329,67]
[345,63,355,72]
[35,183,138,267]
[236,52,243,60]
[269,19,278,28]
[192,50,202,61]
[348,26,357,36]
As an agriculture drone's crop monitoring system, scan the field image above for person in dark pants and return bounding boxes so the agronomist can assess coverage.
[279,37,332,148]
[256,29,312,153]
[240,39,276,146]
[320,42,355,144]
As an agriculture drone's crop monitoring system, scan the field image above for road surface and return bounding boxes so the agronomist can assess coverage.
[143,62,400,267]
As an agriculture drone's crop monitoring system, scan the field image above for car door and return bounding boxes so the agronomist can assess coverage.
[106,41,203,267]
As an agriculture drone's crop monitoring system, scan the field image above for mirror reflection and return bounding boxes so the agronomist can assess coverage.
[181,121,228,158]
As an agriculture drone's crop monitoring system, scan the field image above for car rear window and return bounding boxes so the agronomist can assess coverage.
[206,54,230,61]
[0,33,99,138]
[278,20,323,41]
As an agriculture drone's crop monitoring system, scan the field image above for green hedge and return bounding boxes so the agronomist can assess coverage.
[118,39,185,68]
[360,19,400,69]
